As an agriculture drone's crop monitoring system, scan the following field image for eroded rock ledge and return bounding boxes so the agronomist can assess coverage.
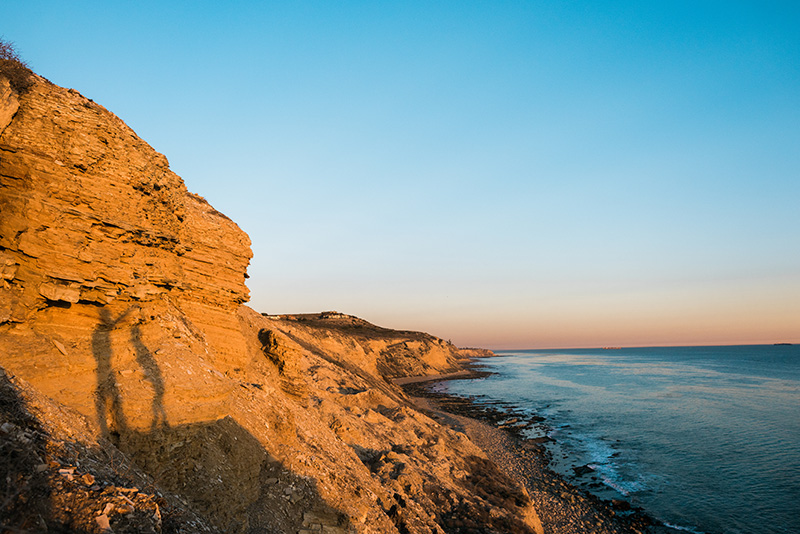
[0,73,251,364]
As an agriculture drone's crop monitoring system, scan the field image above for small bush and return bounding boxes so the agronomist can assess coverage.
[0,39,33,92]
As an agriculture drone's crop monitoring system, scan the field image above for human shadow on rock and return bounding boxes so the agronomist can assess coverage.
[89,309,351,533]
[92,306,133,442]
[130,321,168,431]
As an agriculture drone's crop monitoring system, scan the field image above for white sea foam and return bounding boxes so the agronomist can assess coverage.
[662,521,705,534]
[445,345,800,534]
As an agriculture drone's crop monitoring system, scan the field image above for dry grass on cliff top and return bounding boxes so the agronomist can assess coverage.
[0,39,34,92]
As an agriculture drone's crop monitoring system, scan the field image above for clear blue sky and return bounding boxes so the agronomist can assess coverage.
[5,1,799,348]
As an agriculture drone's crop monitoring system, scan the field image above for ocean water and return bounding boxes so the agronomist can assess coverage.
[442,345,800,534]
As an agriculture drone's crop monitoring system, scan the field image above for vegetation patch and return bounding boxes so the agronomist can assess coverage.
[0,39,34,92]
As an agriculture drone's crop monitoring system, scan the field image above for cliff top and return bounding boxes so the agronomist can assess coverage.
[264,311,451,343]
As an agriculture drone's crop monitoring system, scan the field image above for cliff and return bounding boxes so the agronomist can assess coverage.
[0,73,541,534]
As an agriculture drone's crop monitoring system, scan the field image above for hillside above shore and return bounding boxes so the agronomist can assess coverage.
[0,72,539,534]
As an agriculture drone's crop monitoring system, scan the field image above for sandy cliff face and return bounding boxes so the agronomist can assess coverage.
[262,311,466,379]
[0,74,252,427]
[0,74,541,534]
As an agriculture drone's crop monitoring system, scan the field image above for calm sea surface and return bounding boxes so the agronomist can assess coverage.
[442,345,800,534]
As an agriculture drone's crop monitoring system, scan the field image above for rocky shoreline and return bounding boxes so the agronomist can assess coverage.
[1,68,687,534]
[400,363,681,534]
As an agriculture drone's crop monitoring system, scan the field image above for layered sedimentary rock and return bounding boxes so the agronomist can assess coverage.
[0,73,543,534]
[0,74,252,427]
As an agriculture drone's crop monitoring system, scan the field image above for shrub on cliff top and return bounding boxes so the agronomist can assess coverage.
[0,39,33,92]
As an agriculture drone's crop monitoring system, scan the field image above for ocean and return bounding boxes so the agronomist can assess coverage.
[440,345,800,534]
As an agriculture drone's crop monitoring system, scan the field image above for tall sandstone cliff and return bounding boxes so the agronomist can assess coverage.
[0,73,253,424]
[0,74,542,534]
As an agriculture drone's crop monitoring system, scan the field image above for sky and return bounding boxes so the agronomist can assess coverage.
[4,1,799,348]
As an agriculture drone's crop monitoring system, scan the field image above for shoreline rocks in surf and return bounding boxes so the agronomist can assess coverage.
[400,377,680,534]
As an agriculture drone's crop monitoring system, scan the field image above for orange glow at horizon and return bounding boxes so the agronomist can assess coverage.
[393,278,800,350]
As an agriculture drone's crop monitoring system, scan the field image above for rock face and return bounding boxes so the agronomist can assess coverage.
[0,73,542,534]
[262,311,467,380]
[0,74,252,427]
[0,74,250,331]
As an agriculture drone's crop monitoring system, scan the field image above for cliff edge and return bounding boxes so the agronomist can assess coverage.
[0,73,540,534]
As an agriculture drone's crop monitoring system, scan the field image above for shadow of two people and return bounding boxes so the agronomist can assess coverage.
[92,306,167,440]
